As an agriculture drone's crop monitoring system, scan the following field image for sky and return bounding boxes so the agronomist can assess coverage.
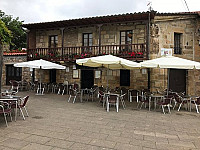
[0,0,200,24]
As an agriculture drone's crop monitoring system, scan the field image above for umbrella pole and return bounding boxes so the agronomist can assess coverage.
[167,68,170,96]
[106,68,109,92]
[40,68,42,94]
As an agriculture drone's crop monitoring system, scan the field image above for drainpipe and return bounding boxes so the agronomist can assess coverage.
[147,10,151,90]
[26,29,30,61]
[60,28,65,59]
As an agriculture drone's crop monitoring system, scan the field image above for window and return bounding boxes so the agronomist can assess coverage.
[120,70,130,86]
[120,30,132,45]
[49,35,58,48]
[83,33,92,46]
[6,65,22,85]
[174,33,182,54]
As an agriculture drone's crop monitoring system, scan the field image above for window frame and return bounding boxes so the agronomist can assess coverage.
[174,32,182,54]
[82,33,93,46]
[120,30,133,45]
[49,35,58,48]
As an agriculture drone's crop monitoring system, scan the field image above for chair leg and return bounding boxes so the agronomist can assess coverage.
[178,103,182,111]
[73,96,77,103]
[173,101,177,110]
[107,102,109,112]
[24,107,29,117]
[68,95,71,102]
[140,102,144,109]
[137,101,141,108]
[20,108,25,120]
[3,112,8,127]
[161,105,165,114]
[116,103,119,112]
[195,104,199,113]
[168,105,171,114]
[130,96,132,102]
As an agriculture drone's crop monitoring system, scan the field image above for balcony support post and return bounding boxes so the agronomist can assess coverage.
[60,28,65,59]
[98,24,103,54]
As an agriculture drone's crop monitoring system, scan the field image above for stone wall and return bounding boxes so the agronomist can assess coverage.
[150,15,200,94]
[33,23,148,90]
[2,55,30,85]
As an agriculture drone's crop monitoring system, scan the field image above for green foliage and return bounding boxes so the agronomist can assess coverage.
[0,19,12,44]
[0,10,26,49]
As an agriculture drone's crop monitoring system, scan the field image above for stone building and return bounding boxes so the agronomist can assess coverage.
[2,50,31,86]
[18,11,200,95]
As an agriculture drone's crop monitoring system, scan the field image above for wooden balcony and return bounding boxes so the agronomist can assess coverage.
[27,44,148,61]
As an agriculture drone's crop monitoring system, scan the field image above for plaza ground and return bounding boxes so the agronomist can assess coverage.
[0,90,200,150]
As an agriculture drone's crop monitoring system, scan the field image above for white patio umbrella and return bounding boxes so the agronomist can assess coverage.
[76,55,141,88]
[140,55,200,94]
[14,59,66,95]
[140,55,200,69]
[76,54,141,70]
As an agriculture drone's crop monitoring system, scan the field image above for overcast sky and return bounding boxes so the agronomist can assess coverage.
[1,0,199,23]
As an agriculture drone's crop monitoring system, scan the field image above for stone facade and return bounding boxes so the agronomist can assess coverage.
[2,55,30,85]
[33,22,148,90]
[24,12,200,95]
[149,14,200,95]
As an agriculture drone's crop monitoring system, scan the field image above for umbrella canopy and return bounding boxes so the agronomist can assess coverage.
[14,59,66,95]
[14,59,66,69]
[76,54,141,69]
[140,55,200,69]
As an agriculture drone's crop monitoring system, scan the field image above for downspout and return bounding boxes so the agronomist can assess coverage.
[26,29,30,61]
[147,11,151,90]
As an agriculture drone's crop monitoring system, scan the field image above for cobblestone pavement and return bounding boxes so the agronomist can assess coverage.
[1,90,200,150]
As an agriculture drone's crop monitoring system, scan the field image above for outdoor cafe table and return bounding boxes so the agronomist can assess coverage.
[0,96,20,121]
[104,92,124,110]
[182,95,199,112]
[148,94,165,110]
[80,88,91,102]
[1,90,13,97]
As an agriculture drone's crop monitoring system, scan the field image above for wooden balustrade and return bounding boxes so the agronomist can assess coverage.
[27,44,147,61]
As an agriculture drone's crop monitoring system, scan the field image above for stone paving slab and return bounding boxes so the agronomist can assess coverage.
[1,91,200,149]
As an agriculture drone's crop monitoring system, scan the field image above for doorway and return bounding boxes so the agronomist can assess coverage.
[6,64,22,85]
[169,69,186,93]
[49,69,56,83]
[81,70,94,89]
[120,69,130,86]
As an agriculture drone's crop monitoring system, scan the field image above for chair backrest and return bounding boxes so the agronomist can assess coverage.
[173,93,182,103]
[196,97,200,105]
[121,87,127,95]
[73,83,79,90]
[21,95,29,107]
[108,94,118,103]
[130,90,138,96]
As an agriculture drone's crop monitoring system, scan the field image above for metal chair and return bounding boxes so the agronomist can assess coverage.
[156,94,174,114]
[10,95,30,120]
[68,89,81,103]
[106,94,119,112]
[0,101,12,127]
[191,97,200,113]
[129,89,139,102]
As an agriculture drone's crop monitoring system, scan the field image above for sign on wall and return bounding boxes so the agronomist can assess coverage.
[161,48,172,56]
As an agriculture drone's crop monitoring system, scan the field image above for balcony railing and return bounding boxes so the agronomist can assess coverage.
[27,44,147,61]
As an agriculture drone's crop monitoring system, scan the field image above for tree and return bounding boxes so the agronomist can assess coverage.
[0,10,26,50]
[0,19,12,96]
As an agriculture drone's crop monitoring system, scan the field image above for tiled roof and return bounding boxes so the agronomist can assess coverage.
[22,11,200,29]
[156,11,200,16]
[22,11,156,29]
